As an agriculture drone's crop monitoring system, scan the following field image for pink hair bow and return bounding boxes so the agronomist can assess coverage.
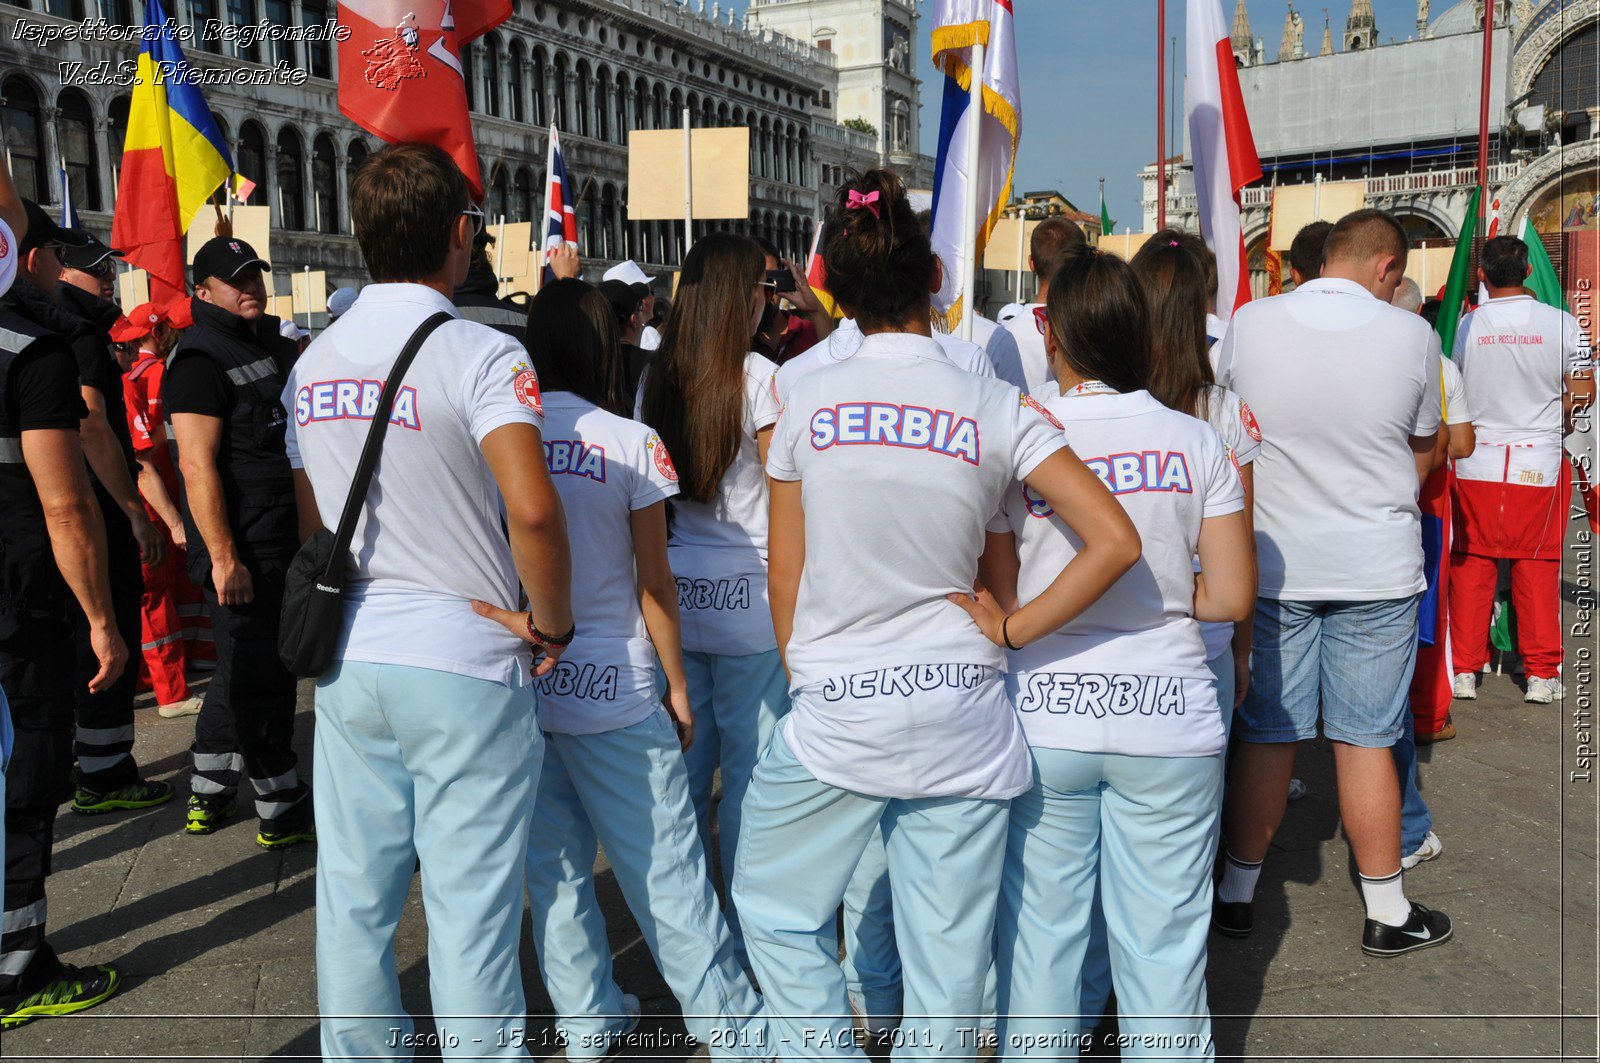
[846,189,881,218]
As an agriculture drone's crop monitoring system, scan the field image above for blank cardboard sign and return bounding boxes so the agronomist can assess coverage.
[627,128,750,221]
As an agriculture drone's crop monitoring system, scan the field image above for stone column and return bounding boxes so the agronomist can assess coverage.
[264,142,281,227]
[336,143,352,234]
[92,115,115,211]
[288,0,307,70]
[41,107,63,211]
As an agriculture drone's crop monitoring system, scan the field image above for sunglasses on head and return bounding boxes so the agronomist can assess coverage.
[462,203,486,236]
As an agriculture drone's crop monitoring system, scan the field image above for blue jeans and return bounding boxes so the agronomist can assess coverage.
[732,728,1008,1062]
[1393,725,1434,855]
[996,748,1222,1061]
[314,661,539,1062]
[1236,596,1422,748]
[524,711,765,1059]
[681,649,790,965]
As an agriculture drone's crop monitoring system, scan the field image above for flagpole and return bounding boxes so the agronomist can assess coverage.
[958,39,985,340]
[1477,0,1494,229]
[1014,210,1026,299]
[682,107,694,259]
[1156,0,1167,233]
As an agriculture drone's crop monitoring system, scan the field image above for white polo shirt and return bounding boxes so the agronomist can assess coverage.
[1452,294,1591,446]
[640,350,782,656]
[533,393,680,734]
[283,283,544,685]
[1441,356,1471,426]
[1218,277,1442,601]
[767,331,1066,797]
[1196,384,1261,660]
[771,317,995,407]
[992,390,1242,757]
[996,302,1050,392]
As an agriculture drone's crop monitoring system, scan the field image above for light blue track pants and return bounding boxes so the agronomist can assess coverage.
[680,649,789,963]
[732,728,1008,1063]
[840,828,900,1031]
[524,710,766,1059]
[996,748,1223,1062]
[314,661,539,1062]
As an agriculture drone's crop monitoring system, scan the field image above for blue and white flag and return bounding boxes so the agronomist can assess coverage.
[59,165,81,230]
[928,0,1021,331]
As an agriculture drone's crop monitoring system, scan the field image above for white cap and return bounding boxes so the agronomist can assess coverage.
[327,286,359,319]
[602,260,654,288]
[279,319,309,341]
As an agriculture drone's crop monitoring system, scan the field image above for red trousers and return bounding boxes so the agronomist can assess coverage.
[1449,553,1563,679]
[139,541,194,706]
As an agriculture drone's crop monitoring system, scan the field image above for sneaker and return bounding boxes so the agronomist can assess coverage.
[1452,672,1478,700]
[1361,901,1453,957]
[568,993,641,1063]
[0,963,122,1028]
[1417,718,1457,745]
[1402,830,1444,870]
[157,695,204,719]
[1211,899,1254,938]
[256,823,317,850]
[1525,677,1565,704]
[184,794,236,835]
[71,778,175,816]
[1287,778,1308,801]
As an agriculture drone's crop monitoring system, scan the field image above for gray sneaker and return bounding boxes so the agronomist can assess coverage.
[1525,676,1565,704]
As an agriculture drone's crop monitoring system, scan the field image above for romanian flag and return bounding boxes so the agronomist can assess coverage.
[111,0,234,307]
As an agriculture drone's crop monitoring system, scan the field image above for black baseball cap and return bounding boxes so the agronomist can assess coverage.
[192,236,270,286]
[58,232,125,271]
[599,279,647,324]
[19,198,91,255]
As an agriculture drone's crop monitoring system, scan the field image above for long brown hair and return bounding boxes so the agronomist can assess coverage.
[1130,238,1214,418]
[1045,245,1150,394]
[524,279,629,416]
[639,232,764,503]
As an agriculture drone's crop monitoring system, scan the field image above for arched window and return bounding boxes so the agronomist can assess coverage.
[576,190,594,256]
[462,43,477,111]
[651,83,665,129]
[615,72,630,138]
[634,77,648,129]
[241,121,268,202]
[346,137,368,188]
[186,0,219,52]
[56,89,101,212]
[106,95,132,189]
[718,101,730,127]
[514,167,534,220]
[532,48,548,126]
[597,66,612,142]
[797,129,809,186]
[600,184,617,259]
[553,53,570,130]
[312,133,338,233]
[484,35,502,117]
[0,78,46,202]
[575,60,591,137]
[508,39,525,123]
[668,88,683,127]
[276,126,305,230]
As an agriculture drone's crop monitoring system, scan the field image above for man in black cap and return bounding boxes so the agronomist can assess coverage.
[164,235,313,848]
[598,278,652,393]
[49,231,173,816]
[0,196,129,1022]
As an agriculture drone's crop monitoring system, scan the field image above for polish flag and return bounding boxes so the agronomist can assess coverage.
[337,0,508,201]
[1186,0,1262,323]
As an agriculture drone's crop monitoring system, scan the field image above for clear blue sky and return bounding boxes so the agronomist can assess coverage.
[734,0,1432,226]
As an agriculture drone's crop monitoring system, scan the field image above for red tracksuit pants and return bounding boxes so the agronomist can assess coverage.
[1448,553,1562,679]
[139,541,193,706]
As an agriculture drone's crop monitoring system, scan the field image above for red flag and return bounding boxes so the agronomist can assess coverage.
[337,0,508,200]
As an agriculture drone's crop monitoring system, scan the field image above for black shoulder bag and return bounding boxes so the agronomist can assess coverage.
[279,311,452,678]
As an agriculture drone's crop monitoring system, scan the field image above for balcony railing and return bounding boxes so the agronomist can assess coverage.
[1148,161,1529,217]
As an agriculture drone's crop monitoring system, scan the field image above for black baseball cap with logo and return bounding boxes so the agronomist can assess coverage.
[58,232,125,272]
[19,198,91,255]
[191,236,271,287]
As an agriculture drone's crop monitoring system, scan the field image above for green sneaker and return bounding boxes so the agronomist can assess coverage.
[0,963,122,1028]
[256,824,317,850]
[71,778,175,815]
[184,794,236,835]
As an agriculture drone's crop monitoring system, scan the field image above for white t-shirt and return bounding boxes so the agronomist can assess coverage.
[1452,294,1591,445]
[1195,384,1261,660]
[771,318,994,407]
[996,302,1049,392]
[1219,277,1443,601]
[1441,356,1471,426]
[639,350,782,656]
[283,283,544,685]
[639,324,662,351]
[991,390,1242,757]
[0,218,15,298]
[533,393,679,735]
[766,332,1067,796]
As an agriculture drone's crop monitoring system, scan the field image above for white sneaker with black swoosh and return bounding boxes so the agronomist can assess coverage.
[1361,901,1453,957]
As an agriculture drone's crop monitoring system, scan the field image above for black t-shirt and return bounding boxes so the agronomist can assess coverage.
[162,353,232,419]
[11,345,87,432]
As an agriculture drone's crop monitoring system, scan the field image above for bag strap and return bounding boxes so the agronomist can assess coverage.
[321,311,453,583]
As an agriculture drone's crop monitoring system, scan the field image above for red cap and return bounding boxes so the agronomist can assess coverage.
[109,301,172,344]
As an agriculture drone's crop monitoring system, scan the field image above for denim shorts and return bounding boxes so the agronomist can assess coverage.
[1235,595,1422,748]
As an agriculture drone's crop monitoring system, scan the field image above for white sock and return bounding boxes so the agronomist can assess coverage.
[1217,851,1262,904]
[1359,869,1412,926]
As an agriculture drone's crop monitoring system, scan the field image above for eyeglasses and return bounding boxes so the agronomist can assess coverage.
[76,260,117,281]
[1033,305,1049,336]
[462,203,485,236]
